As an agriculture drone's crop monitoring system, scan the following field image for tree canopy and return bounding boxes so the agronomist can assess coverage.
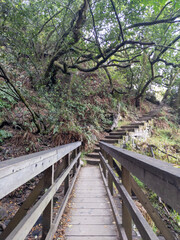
[0,0,180,127]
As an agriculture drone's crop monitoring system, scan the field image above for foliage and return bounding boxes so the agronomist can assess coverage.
[0,0,179,96]
[0,85,17,111]
[0,129,12,143]
[0,0,180,141]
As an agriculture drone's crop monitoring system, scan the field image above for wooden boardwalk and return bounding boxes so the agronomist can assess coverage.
[65,166,119,240]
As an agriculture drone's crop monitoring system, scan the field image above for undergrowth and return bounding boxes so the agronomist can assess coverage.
[118,108,180,237]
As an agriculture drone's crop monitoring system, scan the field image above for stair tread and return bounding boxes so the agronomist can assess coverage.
[86,153,100,158]
[105,135,123,139]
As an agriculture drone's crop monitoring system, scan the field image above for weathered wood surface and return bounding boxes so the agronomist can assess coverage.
[99,164,128,240]
[4,153,81,240]
[99,152,159,240]
[65,166,119,239]
[0,141,81,199]
[99,142,180,214]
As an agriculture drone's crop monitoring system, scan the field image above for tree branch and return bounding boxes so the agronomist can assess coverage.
[158,59,180,68]
[101,64,130,68]
[152,35,180,64]
[125,14,180,30]
[109,0,124,41]
[155,1,172,21]
[88,0,104,58]
[0,65,42,133]
[70,40,155,72]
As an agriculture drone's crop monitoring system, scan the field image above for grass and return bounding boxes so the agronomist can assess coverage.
[118,120,130,128]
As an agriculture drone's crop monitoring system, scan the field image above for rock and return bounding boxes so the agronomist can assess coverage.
[0,221,6,231]
[80,160,84,166]
[0,207,7,221]
[158,236,165,240]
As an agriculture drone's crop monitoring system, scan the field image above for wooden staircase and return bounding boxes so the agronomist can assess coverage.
[84,110,158,165]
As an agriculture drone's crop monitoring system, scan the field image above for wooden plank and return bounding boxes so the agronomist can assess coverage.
[72,193,107,198]
[107,154,114,195]
[75,182,104,187]
[74,189,106,193]
[0,157,66,240]
[69,216,115,225]
[78,176,101,179]
[4,153,80,240]
[99,163,128,240]
[100,153,159,240]
[122,166,132,240]
[70,208,113,216]
[65,165,119,240]
[66,237,118,240]
[0,142,81,199]
[99,142,180,213]
[72,197,108,203]
[65,225,117,236]
[72,149,77,176]
[0,175,44,240]
[74,186,104,189]
[71,202,110,209]
[64,153,70,195]
[45,165,81,240]
[42,165,54,239]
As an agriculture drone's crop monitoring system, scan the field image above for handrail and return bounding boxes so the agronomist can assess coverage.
[99,141,179,240]
[0,141,81,199]
[99,142,180,213]
[0,141,81,240]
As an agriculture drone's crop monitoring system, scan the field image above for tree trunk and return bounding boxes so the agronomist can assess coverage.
[0,65,43,133]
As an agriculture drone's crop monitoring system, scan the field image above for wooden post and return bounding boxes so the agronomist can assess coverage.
[64,153,70,195]
[107,154,113,195]
[101,149,107,178]
[72,149,77,176]
[102,159,106,178]
[42,165,54,239]
[122,166,132,240]
[77,146,80,167]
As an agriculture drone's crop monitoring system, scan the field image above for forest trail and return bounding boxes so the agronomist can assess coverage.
[84,106,161,165]
[63,107,162,240]
[65,166,120,240]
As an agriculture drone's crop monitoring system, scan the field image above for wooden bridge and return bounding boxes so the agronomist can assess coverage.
[0,116,180,240]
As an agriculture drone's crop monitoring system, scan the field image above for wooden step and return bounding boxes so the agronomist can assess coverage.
[83,158,100,165]
[138,117,152,121]
[121,125,139,129]
[93,147,100,153]
[130,122,144,126]
[86,153,99,159]
[109,132,126,136]
[116,128,135,132]
[105,135,123,139]
[100,139,119,144]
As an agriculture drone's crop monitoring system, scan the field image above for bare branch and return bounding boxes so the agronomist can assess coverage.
[88,0,104,58]
[37,9,64,35]
[101,64,130,68]
[152,35,180,64]
[109,0,124,41]
[155,1,172,21]
[125,14,180,30]
[70,40,155,72]
[158,59,180,68]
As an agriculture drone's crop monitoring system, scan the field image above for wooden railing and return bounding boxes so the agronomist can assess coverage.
[99,141,180,240]
[0,141,81,240]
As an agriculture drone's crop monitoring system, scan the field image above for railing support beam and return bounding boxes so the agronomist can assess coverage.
[122,166,132,240]
[107,154,113,195]
[64,153,70,195]
[42,165,54,239]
